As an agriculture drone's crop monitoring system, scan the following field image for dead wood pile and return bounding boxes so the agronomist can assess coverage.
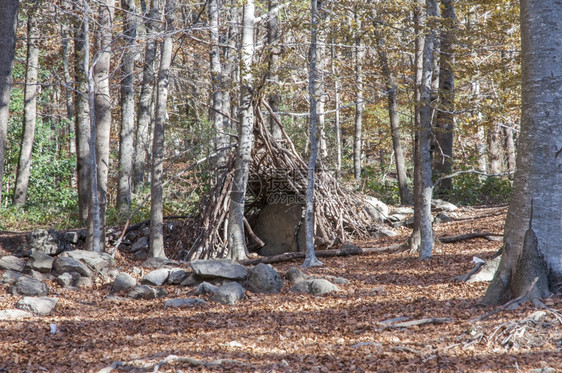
[173,99,375,261]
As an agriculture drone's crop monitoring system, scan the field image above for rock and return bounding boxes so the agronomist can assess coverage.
[331,277,350,285]
[56,272,91,289]
[63,231,80,244]
[180,273,199,287]
[190,260,248,280]
[287,267,307,284]
[128,285,157,300]
[290,279,339,295]
[392,207,414,215]
[167,268,188,285]
[142,257,178,269]
[431,199,458,212]
[195,282,218,295]
[211,282,245,305]
[134,250,149,260]
[374,227,398,238]
[100,268,121,283]
[0,309,34,320]
[27,252,54,273]
[30,270,54,282]
[131,237,149,252]
[246,263,283,294]
[467,256,502,283]
[28,229,63,255]
[0,255,26,272]
[164,298,206,308]
[66,250,116,272]
[16,297,58,316]
[2,269,23,284]
[128,285,167,300]
[434,212,453,225]
[253,203,304,256]
[111,273,137,293]
[53,257,92,278]
[140,268,170,286]
[9,277,49,296]
[364,196,389,222]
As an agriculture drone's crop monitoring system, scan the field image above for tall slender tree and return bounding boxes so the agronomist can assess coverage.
[353,10,364,180]
[14,2,40,206]
[0,0,20,205]
[150,0,176,259]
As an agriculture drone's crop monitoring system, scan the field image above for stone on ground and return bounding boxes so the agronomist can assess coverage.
[27,252,55,273]
[164,298,206,308]
[167,268,188,285]
[140,268,170,286]
[9,277,49,296]
[211,282,245,305]
[0,309,34,320]
[253,203,304,256]
[27,229,61,255]
[195,282,218,295]
[66,250,115,272]
[246,263,283,294]
[111,273,137,293]
[190,260,248,280]
[290,278,339,295]
[16,297,58,316]
[0,255,26,272]
[53,257,92,277]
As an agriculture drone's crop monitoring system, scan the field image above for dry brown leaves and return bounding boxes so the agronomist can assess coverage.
[0,205,561,372]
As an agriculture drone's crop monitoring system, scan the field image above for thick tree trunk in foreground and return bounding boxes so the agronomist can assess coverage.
[0,0,19,205]
[302,0,323,268]
[117,0,138,218]
[228,0,255,261]
[483,0,562,305]
[150,0,175,259]
[14,6,39,205]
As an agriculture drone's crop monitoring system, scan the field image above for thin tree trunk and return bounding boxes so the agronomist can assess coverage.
[353,12,364,180]
[150,0,175,259]
[61,25,74,150]
[302,0,322,268]
[331,39,342,177]
[316,6,327,160]
[13,5,39,206]
[74,0,92,223]
[117,0,138,218]
[487,123,502,174]
[227,0,255,261]
[133,0,160,191]
[267,0,282,141]
[433,0,456,195]
[504,124,516,176]
[0,0,19,205]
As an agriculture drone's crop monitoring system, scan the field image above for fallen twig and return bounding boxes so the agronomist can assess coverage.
[439,232,502,243]
[390,318,453,328]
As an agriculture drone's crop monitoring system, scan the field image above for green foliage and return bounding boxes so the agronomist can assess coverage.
[361,165,402,206]
[447,174,511,206]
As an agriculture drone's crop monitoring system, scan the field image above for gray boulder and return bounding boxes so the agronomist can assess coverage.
[167,268,188,285]
[246,263,283,294]
[287,267,307,283]
[373,227,398,238]
[190,260,248,280]
[127,285,167,300]
[30,270,54,282]
[0,309,34,320]
[140,268,170,286]
[130,236,149,252]
[467,256,502,283]
[0,255,26,272]
[9,277,49,296]
[53,256,92,277]
[431,199,458,212]
[164,298,206,308]
[56,272,91,289]
[211,282,246,305]
[111,273,137,293]
[28,252,55,273]
[27,229,61,255]
[2,269,23,284]
[195,281,218,295]
[364,196,389,222]
[434,212,453,225]
[142,257,178,269]
[253,203,304,256]
[63,231,80,244]
[16,297,58,316]
[67,250,116,272]
[290,279,339,295]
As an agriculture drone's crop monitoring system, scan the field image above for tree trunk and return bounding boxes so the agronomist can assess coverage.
[61,24,75,156]
[267,0,282,141]
[331,39,342,177]
[411,0,436,259]
[433,0,456,195]
[0,0,19,205]
[150,0,176,259]
[227,0,255,261]
[484,0,562,305]
[487,123,502,174]
[117,0,138,218]
[504,124,516,176]
[353,12,364,180]
[133,0,160,191]
[302,0,323,268]
[374,32,412,205]
[74,0,92,223]
[316,6,327,161]
[13,5,39,206]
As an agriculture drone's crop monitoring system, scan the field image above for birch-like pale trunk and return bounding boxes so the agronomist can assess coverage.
[150,0,175,259]
[0,0,19,205]
[331,39,342,177]
[14,5,39,206]
[267,0,282,141]
[484,0,562,304]
[353,12,364,180]
[227,0,255,261]
[302,0,323,268]
[133,0,160,191]
[117,0,138,218]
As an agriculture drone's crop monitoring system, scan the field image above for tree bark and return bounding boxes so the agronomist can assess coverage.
[302,0,323,268]
[331,39,342,177]
[487,123,502,174]
[227,0,255,261]
[504,124,516,177]
[150,0,175,259]
[267,0,282,141]
[117,0,138,218]
[353,12,364,180]
[133,0,160,191]
[433,0,456,195]
[13,4,39,206]
[484,0,562,305]
[0,0,19,205]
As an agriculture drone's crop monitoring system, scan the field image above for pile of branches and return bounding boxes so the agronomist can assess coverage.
[174,99,374,261]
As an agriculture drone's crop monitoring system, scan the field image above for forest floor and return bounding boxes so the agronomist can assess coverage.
[0,205,561,372]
